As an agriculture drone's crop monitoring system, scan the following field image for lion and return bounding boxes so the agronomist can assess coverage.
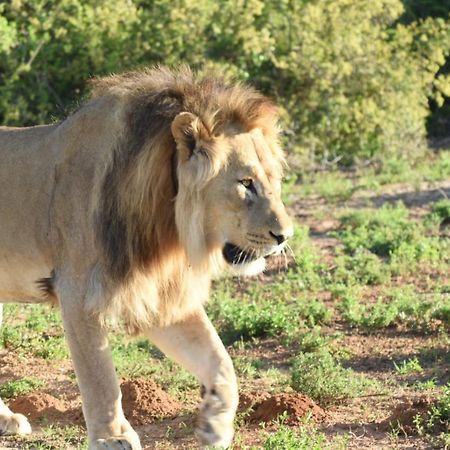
[0,66,293,449]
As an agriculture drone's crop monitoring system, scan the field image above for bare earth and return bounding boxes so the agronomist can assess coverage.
[0,179,449,449]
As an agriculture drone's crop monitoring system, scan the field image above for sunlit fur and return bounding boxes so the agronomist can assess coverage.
[0,66,291,448]
[84,66,286,332]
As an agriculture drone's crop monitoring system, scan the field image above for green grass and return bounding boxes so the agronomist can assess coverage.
[11,425,88,450]
[283,224,327,291]
[234,414,349,450]
[208,290,297,344]
[289,152,450,201]
[333,249,389,285]
[325,201,450,286]
[428,199,450,227]
[305,171,356,202]
[0,153,449,449]
[408,383,450,442]
[262,421,331,450]
[394,357,423,375]
[110,337,197,397]
[338,203,423,257]
[0,304,68,360]
[290,347,373,406]
[412,379,437,391]
[336,285,450,331]
[208,286,332,345]
[0,377,44,399]
[428,384,450,428]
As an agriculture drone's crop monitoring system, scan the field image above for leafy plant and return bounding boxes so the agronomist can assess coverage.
[1,0,449,165]
[290,348,370,405]
[428,199,450,227]
[394,357,423,375]
[208,292,298,344]
[262,418,329,450]
[0,377,44,399]
[336,203,448,276]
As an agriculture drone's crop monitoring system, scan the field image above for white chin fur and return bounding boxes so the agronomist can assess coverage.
[230,257,266,276]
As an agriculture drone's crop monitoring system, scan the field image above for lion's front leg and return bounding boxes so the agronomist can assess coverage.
[59,286,141,450]
[146,308,238,449]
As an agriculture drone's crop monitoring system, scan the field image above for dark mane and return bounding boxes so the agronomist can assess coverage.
[90,66,277,135]
[92,66,278,283]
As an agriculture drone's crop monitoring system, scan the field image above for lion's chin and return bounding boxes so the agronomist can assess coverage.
[222,243,266,276]
[229,257,266,276]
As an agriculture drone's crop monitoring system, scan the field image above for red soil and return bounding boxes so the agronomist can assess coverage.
[9,392,82,425]
[239,391,327,425]
[121,378,183,426]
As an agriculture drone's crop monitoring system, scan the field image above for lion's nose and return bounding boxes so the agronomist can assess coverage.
[269,231,288,245]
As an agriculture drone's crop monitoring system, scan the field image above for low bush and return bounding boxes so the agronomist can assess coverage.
[290,347,369,405]
[1,0,449,164]
[0,377,43,399]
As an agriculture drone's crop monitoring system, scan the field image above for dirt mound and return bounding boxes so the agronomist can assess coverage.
[239,391,271,412]
[381,395,436,434]
[239,391,326,425]
[9,392,82,425]
[121,378,183,426]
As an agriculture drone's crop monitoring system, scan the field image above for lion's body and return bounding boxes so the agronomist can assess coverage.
[0,125,57,302]
[0,67,292,449]
[0,95,206,326]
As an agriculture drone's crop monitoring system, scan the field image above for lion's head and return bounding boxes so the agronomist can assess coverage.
[91,67,293,327]
[171,112,293,276]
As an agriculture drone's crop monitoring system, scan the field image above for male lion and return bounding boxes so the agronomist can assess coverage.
[0,67,293,449]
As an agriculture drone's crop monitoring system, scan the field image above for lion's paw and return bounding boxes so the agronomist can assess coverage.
[196,387,236,449]
[0,413,32,435]
[90,432,142,450]
[196,413,234,449]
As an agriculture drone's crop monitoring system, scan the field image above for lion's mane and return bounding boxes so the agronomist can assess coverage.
[87,66,279,331]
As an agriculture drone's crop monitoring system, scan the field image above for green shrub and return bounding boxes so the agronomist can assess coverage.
[334,250,388,285]
[0,377,43,399]
[0,0,141,125]
[290,348,368,405]
[256,0,450,165]
[1,0,449,164]
[337,285,450,331]
[336,203,448,276]
[428,199,450,227]
[262,418,331,450]
[208,291,297,344]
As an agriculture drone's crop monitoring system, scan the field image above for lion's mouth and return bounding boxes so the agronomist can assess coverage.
[222,243,260,265]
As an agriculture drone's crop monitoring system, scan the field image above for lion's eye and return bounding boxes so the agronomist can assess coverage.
[239,178,257,195]
[240,179,253,188]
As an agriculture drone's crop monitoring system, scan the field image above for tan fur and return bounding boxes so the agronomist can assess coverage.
[0,66,292,449]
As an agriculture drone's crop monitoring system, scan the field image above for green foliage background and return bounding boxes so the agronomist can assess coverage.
[1,0,450,165]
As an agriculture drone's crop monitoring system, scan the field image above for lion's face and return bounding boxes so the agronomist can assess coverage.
[204,128,293,275]
[172,112,293,275]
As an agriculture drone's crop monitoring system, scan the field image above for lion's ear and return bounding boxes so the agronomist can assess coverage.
[171,112,211,161]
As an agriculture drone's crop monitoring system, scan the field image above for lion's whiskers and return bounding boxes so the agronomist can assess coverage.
[286,243,296,260]
[282,247,288,271]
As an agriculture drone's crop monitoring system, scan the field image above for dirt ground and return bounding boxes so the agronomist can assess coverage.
[0,179,449,449]
[2,327,446,449]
